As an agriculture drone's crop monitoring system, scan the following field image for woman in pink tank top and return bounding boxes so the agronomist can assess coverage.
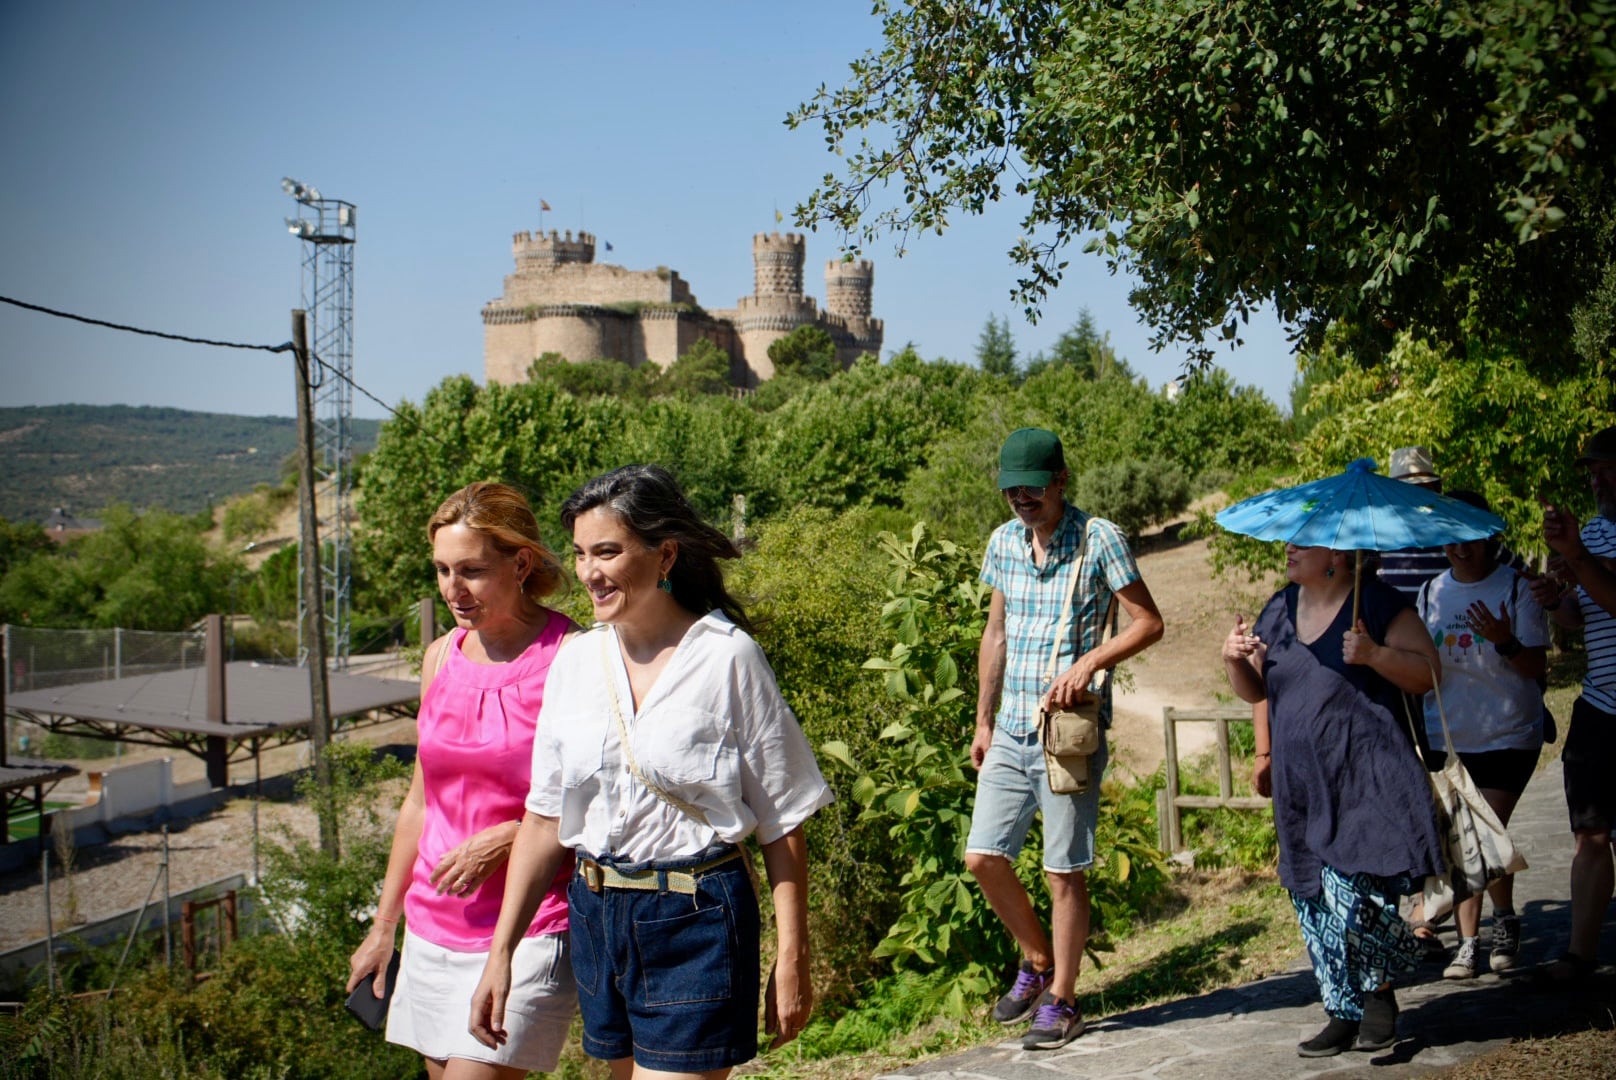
[347,482,577,1078]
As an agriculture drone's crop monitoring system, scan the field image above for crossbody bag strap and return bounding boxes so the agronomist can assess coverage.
[1043,521,1116,693]
[598,631,711,825]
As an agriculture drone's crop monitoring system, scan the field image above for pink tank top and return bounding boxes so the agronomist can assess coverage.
[406,612,573,950]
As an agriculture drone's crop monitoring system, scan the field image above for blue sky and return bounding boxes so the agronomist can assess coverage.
[0,1,1300,421]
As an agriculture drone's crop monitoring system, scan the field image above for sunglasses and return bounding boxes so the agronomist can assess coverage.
[1002,485,1047,499]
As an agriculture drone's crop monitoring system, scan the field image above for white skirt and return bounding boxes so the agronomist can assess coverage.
[386,928,576,1071]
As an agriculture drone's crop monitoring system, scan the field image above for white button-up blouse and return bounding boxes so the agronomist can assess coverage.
[526,611,834,863]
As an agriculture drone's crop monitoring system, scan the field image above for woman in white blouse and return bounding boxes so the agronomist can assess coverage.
[470,464,832,1079]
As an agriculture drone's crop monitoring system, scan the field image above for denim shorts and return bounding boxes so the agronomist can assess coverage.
[568,844,760,1071]
[965,724,1107,872]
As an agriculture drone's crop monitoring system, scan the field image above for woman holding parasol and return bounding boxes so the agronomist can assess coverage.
[1216,460,1496,1057]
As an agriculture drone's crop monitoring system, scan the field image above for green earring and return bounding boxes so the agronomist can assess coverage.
[657,577,674,594]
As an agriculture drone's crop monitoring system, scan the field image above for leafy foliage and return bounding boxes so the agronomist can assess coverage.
[1297,329,1614,559]
[789,0,1616,372]
[767,324,841,381]
[0,504,239,629]
[659,338,734,395]
[820,523,1000,1014]
[1067,458,1190,539]
[973,314,1018,377]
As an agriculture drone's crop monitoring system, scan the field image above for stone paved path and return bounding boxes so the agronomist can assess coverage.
[876,763,1616,1079]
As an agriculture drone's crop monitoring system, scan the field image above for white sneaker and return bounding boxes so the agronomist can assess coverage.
[1443,936,1479,980]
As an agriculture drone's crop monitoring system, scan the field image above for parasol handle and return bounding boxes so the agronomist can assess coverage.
[1352,550,1363,627]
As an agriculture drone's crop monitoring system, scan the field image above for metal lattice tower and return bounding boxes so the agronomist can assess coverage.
[283,177,356,670]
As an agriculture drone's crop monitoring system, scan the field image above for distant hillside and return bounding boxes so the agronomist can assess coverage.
[0,405,381,524]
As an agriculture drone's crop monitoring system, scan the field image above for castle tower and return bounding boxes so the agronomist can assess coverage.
[752,232,805,297]
[824,258,884,366]
[513,229,596,271]
[824,258,873,319]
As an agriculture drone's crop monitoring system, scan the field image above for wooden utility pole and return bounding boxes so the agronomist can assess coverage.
[293,311,338,855]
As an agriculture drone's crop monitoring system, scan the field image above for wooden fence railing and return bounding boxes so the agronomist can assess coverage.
[1157,706,1270,853]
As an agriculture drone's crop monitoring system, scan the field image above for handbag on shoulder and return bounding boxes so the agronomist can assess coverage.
[1038,523,1114,795]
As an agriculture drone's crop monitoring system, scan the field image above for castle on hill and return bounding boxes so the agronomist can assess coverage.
[482,229,883,387]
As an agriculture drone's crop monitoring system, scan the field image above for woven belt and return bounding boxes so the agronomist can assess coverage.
[578,848,744,895]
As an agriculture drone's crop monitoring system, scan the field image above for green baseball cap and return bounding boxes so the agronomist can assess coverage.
[998,428,1065,489]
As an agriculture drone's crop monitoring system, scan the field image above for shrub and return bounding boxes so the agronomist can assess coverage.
[1067,458,1192,537]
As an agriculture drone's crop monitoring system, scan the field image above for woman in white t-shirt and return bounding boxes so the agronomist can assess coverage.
[1416,490,1548,980]
[469,464,833,1080]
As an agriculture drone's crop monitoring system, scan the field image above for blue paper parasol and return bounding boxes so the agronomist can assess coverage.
[1215,458,1505,551]
[1215,458,1506,625]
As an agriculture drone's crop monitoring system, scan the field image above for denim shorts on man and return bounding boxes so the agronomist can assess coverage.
[568,844,760,1071]
[967,725,1108,872]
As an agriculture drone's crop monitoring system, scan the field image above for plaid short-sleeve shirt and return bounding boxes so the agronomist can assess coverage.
[980,503,1143,737]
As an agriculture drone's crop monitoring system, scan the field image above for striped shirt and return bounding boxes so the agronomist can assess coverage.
[980,504,1142,737]
[1578,515,1616,714]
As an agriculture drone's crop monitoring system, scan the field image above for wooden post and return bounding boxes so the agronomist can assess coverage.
[419,597,436,650]
[1162,707,1182,852]
[204,614,228,788]
[1215,716,1233,800]
[294,311,338,856]
[181,900,197,976]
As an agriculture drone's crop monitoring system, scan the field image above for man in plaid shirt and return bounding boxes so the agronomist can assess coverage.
[966,428,1164,1049]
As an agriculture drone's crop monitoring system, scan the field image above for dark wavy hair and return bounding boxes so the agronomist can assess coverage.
[560,465,753,633]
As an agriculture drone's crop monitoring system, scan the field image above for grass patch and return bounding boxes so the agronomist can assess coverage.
[5,801,75,841]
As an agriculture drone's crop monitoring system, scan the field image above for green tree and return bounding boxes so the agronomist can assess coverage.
[751,350,984,516]
[1024,310,1132,381]
[527,351,656,399]
[0,518,52,581]
[974,314,1018,377]
[1297,330,1613,558]
[0,505,238,629]
[656,338,733,396]
[789,0,1616,372]
[767,325,841,381]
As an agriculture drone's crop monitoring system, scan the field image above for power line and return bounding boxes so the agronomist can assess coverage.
[3,291,459,455]
[0,294,293,354]
[1,291,410,418]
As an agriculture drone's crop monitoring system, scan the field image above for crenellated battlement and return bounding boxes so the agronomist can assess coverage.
[514,228,596,269]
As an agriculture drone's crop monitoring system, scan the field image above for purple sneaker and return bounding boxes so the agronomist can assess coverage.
[1022,996,1084,1050]
[992,961,1053,1024]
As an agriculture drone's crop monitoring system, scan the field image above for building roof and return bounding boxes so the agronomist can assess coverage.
[6,661,419,739]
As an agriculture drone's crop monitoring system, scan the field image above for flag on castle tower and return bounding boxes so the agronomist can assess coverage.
[775,208,783,224]
[604,241,614,252]
[540,199,552,212]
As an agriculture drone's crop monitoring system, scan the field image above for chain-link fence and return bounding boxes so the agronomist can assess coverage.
[4,624,206,694]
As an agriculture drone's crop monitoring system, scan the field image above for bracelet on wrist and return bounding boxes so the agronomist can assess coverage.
[1254,752,1271,759]
[374,913,400,926]
[1494,636,1523,659]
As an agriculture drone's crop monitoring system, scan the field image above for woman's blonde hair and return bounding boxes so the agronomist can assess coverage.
[427,482,565,603]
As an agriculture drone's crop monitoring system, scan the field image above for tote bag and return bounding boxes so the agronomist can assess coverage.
[1409,668,1528,920]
